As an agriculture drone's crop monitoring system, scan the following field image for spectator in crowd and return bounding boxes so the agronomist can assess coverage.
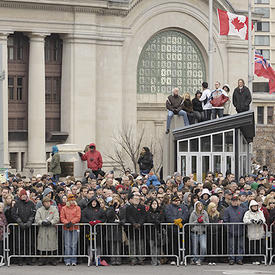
[222,84,232,116]
[12,189,36,266]
[182,93,195,124]
[165,87,189,134]
[192,90,204,122]
[126,193,147,266]
[232,79,252,113]
[189,201,209,266]
[138,147,153,175]
[210,81,229,119]
[200,82,212,121]
[60,194,81,266]
[49,145,61,183]
[223,194,246,265]
[79,143,103,177]
[243,200,266,265]
[0,202,7,258]
[35,197,60,266]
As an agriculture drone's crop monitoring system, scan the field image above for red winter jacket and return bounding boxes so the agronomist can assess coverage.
[81,143,103,171]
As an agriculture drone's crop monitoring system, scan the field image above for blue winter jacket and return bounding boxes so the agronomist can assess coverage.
[223,205,246,235]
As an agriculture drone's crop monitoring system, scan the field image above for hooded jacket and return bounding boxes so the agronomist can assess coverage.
[189,201,209,234]
[81,197,106,223]
[146,175,160,187]
[243,200,266,240]
[60,202,81,231]
[50,146,61,175]
[138,151,153,171]
[81,143,103,171]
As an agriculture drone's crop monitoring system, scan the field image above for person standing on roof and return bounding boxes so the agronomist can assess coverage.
[78,143,103,178]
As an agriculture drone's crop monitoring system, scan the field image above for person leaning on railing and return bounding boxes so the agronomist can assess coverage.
[223,194,246,265]
[243,200,266,265]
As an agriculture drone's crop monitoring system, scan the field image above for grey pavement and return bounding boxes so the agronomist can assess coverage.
[1,264,275,275]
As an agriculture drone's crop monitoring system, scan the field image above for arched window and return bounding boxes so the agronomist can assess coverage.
[137,30,206,95]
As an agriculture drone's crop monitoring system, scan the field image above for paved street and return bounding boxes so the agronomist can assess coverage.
[1,264,275,275]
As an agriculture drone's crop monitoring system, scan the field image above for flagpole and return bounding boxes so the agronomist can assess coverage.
[248,0,253,99]
[208,0,213,90]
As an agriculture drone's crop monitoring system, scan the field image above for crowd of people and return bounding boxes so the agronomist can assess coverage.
[165,79,252,133]
[0,144,274,266]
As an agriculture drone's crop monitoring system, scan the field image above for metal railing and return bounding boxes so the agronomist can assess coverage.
[94,223,181,266]
[0,222,273,266]
[6,223,94,266]
[269,223,275,265]
[182,222,269,265]
[0,225,4,266]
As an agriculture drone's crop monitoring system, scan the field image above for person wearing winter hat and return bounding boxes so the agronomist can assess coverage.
[200,188,211,207]
[35,195,60,266]
[243,200,266,265]
[189,201,209,265]
[11,188,36,266]
[50,145,61,183]
[60,193,81,266]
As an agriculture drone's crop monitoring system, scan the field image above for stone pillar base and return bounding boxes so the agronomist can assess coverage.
[47,144,86,179]
[24,163,47,177]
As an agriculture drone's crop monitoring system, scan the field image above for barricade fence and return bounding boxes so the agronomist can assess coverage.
[0,225,4,266]
[93,223,181,266]
[6,223,94,266]
[270,223,275,265]
[0,222,274,266]
[182,222,269,265]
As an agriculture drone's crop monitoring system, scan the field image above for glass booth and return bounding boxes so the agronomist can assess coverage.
[177,129,249,182]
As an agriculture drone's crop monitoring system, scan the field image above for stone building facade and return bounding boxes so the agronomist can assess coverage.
[0,0,257,175]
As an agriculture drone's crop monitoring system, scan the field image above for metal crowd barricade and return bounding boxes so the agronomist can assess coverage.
[94,223,181,266]
[182,222,269,266]
[6,223,94,266]
[0,225,5,266]
[269,223,275,265]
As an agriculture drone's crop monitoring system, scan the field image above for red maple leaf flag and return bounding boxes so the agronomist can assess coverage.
[218,9,253,40]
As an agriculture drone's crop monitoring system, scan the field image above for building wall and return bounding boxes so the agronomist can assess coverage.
[0,0,253,175]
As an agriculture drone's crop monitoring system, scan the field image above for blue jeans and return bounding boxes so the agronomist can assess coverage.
[228,234,244,262]
[211,108,223,119]
[166,110,189,130]
[191,233,206,262]
[64,230,79,264]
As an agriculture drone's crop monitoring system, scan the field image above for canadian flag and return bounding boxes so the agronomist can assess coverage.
[218,9,253,40]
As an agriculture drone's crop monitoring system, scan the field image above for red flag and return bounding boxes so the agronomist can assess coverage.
[254,50,275,94]
[218,9,253,40]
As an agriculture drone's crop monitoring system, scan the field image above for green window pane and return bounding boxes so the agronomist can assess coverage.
[137,30,206,96]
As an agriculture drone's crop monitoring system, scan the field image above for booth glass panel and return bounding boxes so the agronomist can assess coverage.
[213,155,222,173]
[242,155,247,175]
[224,131,233,152]
[181,156,186,176]
[202,155,210,180]
[179,140,188,152]
[191,156,197,181]
[213,133,223,152]
[226,156,232,172]
[190,138,199,152]
[201,136,211,152]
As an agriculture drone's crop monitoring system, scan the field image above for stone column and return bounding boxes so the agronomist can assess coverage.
[61,34,96,147]
[0,33,11,168]
[25,33,48,174]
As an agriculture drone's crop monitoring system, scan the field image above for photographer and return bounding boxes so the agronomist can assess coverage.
[78,143,103,178]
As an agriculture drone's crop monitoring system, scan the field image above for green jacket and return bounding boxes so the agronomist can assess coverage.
[50,153,61,175]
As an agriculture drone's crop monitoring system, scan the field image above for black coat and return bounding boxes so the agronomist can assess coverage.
[232,86,251,113]
[81,198,106,223]
[192,98,203,112]
[138,152,153,171]
[106,206,123,242]
[126,204,147,225]
[11,199,36,224]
